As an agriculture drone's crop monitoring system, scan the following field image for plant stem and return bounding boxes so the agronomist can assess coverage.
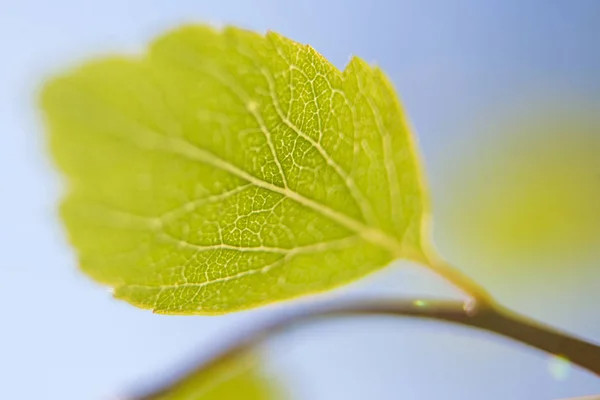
[132,298,600,399]
[414,247,600,372]
[417,240,495,304]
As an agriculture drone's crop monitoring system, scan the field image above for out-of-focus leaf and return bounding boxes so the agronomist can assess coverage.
[143,351,281,400]
[438,103,600,272]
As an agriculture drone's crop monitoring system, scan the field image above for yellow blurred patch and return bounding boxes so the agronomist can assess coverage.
[441,104,600,266]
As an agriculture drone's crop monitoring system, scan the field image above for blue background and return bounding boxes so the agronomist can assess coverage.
[1,1,599,399]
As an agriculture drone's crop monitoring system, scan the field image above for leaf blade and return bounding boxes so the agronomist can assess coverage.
[41,25,427,314]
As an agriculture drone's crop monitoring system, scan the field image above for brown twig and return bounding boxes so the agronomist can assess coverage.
[131,298,600,399]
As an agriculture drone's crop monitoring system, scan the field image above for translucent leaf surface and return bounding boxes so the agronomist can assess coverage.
[41,25,427,314]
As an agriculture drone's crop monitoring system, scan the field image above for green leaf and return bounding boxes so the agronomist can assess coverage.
[40,25,428,314]
[145,351,281,400]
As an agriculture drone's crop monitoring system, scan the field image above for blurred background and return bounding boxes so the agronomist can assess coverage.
[1,1,599,399]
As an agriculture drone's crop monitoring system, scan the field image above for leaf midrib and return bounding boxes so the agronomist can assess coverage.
[156,37,381,229]
[157,134,404,254]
